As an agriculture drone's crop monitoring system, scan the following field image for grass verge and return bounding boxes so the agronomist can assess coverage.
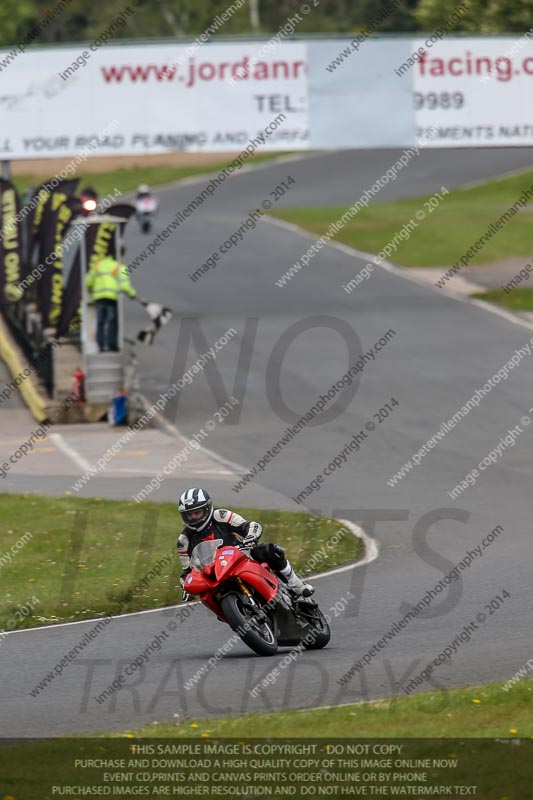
[472,287,533,311]
[1,724,531,800]
[272,169,533,268]
[114,677,533,739]
[11,152,294,199]
[0,493,361,630]
[0,683,530,800]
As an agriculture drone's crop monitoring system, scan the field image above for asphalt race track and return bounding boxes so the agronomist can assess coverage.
[2,147,533,735]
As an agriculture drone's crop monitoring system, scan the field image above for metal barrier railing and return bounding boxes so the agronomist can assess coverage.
[1,304,57,398]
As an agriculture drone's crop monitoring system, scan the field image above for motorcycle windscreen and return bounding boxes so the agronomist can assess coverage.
[189,539,223,570]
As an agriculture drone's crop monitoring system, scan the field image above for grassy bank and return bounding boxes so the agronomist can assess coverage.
[117,676,533,739]
[0,684,530,799]
[2,721,532,800]
[472,287,533,311]
[11,151,293,199]
[0,493,361,630]
[272,169,533,268]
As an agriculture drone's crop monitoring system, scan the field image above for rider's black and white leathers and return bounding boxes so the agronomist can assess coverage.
[177,509,286,585]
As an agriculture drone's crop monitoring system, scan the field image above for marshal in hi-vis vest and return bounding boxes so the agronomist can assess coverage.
[85,255,136,301]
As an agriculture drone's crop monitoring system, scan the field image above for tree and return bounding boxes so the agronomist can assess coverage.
[415,0,486,33]
[483,0,533,32]
[249,0,260,32]
[0,0,36,47]
[3,0,533,47]
[352,0,418,33]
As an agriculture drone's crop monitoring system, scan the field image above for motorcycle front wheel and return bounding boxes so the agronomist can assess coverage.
[221,593,278,656]
[301,606,331,650]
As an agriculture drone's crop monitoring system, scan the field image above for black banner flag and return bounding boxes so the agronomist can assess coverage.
[37,192,78,328]
[0,179,23,304]
[29,177,79,259]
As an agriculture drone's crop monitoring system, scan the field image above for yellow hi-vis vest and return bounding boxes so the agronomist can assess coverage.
[85,256,136,301]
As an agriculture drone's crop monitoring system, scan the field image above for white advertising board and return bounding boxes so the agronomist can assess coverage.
[412,37,533,147]
[307,40,416,148]
[308,36,533,148]
[2,36,533,157]
[0,41,309,159]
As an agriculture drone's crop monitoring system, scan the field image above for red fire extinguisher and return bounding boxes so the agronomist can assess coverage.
[72,368,86,403]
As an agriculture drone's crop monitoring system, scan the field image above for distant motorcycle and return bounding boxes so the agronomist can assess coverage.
[185,538,330,656]
[79,186,98,216]
[135,195,158,233]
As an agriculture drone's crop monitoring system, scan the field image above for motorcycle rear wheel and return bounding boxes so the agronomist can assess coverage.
[221,593,278,656]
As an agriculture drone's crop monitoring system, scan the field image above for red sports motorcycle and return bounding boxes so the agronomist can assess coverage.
[185,539,330,656]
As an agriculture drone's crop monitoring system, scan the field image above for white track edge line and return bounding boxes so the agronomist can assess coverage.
[316,520,378,577]
[49,433,92,472]
[139,393,253,477]
[264,216,533,334]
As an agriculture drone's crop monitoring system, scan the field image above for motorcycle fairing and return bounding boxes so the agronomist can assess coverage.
[271,586,314,646]
[185,542,320,648]
[213,547,279,602]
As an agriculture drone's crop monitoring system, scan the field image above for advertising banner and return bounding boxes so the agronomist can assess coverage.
[29,177,79,264]
[0,179,23,303]
[308,40,416,148]
[2,38,533,152]
[309,36,533,148]
[412,37,533,147]
[37,193,78,327]
[0,42,309,158]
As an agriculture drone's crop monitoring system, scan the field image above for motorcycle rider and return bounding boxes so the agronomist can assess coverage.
[177,487,314,599]
[135,184,159,232]
[136,183,154,201]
